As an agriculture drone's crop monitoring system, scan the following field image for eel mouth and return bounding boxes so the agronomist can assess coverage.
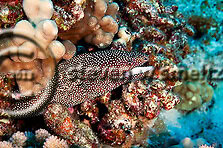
[124,66,154,78]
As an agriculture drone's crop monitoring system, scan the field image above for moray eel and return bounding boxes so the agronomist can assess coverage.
[1,49,151,118]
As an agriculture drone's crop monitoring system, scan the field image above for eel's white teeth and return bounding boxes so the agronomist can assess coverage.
[125,66,154,77]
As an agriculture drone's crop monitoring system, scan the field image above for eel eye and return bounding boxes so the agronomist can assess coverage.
[128,60,132,65]
[144,57,149,61]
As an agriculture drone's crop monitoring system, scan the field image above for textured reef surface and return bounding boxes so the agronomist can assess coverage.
[0,0,222,147]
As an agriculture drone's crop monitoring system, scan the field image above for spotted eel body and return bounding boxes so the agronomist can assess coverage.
[2,50,149,118]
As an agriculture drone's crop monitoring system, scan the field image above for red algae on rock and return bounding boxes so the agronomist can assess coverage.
[44,103,99,147]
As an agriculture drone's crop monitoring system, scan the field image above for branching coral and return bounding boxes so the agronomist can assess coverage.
[0,129,69,147]
[58,0,119,48]
[10,131,27,147]
[35,128,51,143]
[43,135,69,148]
[0,141,13,148]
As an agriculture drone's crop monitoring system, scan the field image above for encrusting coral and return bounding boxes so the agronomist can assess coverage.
[52,0,85,31]
[58,0,119,48]
[0,0,24,28]
[117,0,194,64]
[173,72,214,112]
[0,73,16,137]
[44,103,99,147]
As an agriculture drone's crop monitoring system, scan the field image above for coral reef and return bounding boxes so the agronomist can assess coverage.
[0,73,16,137]
[199,144,214,148]
[73,79,180,146]
[52,0,85,31]
[58,0,119,48]
[76,94,160,147]
[43,135,69,148]
[0,73,16,100]
[44,103,99,147]
[0,0,76,96]
[35,128,51,143]
[0,0,24,28]
[176,0,222,41]
[1,0,221,147]
[10,131,27,147]
[117,0,194,64]
[0,141,13,148]
[0,129,69,147]
[174,80,214,112]
[168,137,211,148]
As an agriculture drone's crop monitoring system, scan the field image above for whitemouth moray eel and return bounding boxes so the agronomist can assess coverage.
[1,49,152,118]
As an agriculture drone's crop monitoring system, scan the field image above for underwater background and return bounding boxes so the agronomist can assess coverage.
[0,0,222,147]
[159,0,223,147]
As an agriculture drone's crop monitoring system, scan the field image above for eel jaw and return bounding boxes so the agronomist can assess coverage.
[124,66,154,78]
